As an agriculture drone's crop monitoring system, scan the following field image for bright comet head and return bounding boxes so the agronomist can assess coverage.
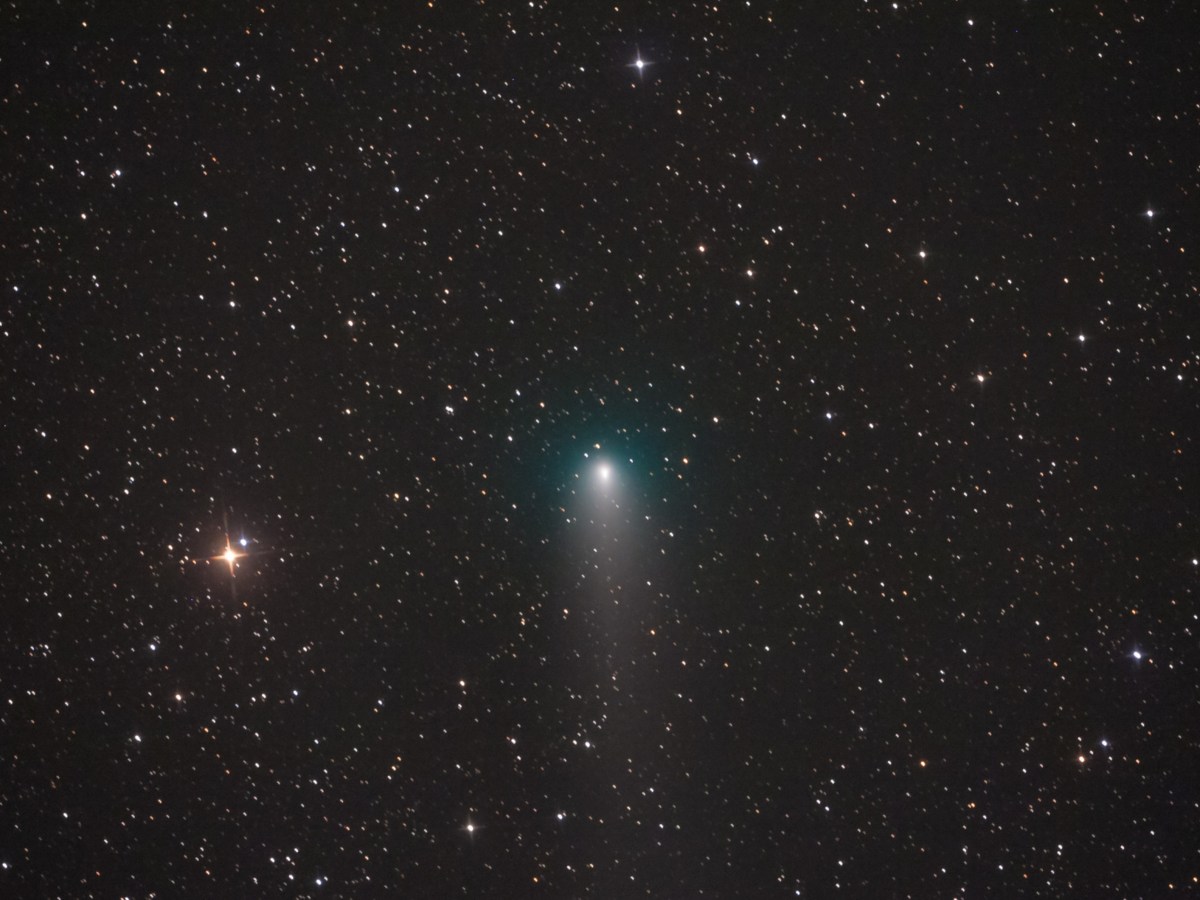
[599,463,612,481]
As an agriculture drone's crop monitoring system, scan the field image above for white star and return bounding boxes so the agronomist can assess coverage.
[629,46,653,79]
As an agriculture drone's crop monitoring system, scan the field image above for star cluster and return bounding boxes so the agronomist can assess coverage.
[2,2,1198,896]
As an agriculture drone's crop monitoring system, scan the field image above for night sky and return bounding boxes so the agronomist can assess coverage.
[3,2,1198,897]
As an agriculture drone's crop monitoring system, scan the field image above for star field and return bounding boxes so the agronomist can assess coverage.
[2,2,1198,896]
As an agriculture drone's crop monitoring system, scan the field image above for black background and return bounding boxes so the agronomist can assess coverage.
[2,1,1197,896]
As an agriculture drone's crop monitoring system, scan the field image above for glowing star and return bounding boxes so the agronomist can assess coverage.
[217,545,241,572]
[628,45,652,80]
